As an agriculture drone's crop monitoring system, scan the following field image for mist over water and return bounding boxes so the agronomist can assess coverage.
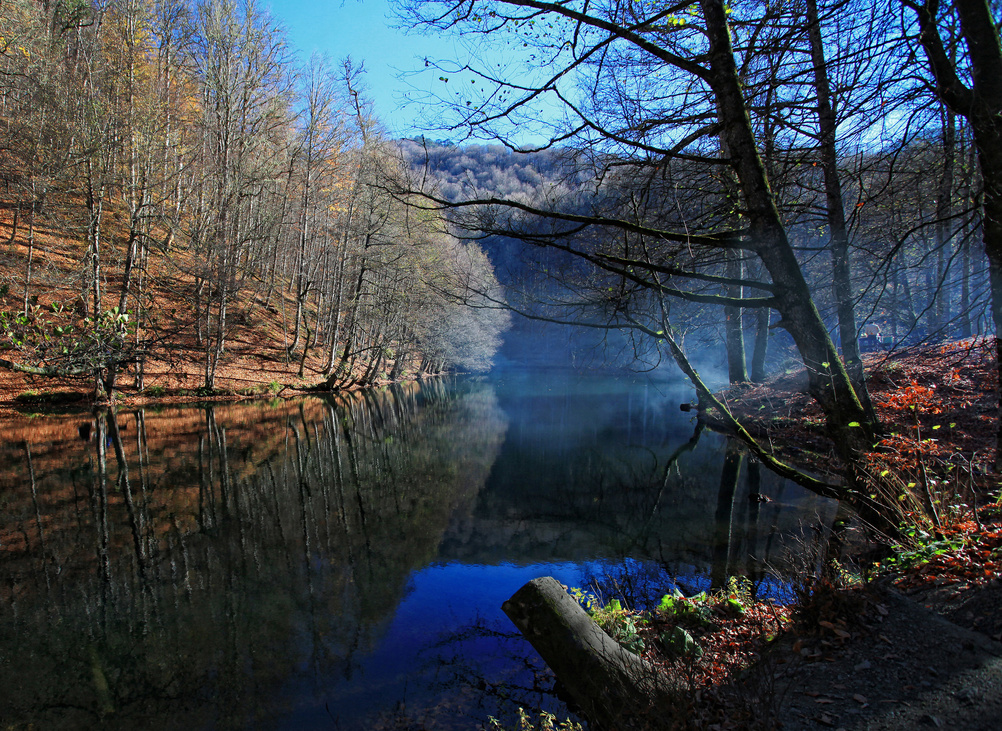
[0,373,836,729]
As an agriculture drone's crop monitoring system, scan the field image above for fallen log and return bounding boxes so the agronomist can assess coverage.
[502,576,678,728]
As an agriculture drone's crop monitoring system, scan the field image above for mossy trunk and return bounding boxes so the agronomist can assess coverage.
[503,577,677,729]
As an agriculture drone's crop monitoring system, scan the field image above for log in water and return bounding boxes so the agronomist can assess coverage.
[503,576,678,728]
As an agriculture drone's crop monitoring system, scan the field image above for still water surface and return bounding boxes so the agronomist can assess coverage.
[0,372,837,729]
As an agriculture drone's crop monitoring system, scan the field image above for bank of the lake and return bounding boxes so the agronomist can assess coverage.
[4,342,1001,730]
[597,338,1002,729]
[0,340,447,420]
[479,341,1002,729]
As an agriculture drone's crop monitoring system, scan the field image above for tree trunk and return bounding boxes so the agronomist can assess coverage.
[961,232,972,337]
[724,250,748,383]
[711,442,743,590]
[913,0,1002,468]
[86,163,105,319]
[701,0,875,460]
[119,228,139,316]
[194,277,205,346]
[7,204,18,247]
[751,304,770,382]
[806,0,877,424]
[298,318,312,379]
[21,202,34,318]
[502,577,677,729]
[325,254,367,388]
[290,292,304,354]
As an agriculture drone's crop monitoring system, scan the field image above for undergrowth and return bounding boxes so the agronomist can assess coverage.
[488,708,582,731]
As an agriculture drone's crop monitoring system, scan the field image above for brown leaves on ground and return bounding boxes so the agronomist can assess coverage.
[624,582,886,729]
[638,594,794,692]
[726,337,999,486]
[884,522,1002,593]
[719,338,1002,680]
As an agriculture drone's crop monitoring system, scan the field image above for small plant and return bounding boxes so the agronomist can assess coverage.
[570,589,646,654]
[488,707,582,731]
[723,576,754,615]
[881,525,967,571]
[143,384,166,397]
[658,588,714,626]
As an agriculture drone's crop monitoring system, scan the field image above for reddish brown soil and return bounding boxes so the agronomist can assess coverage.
[0,331,348,419]
[0,188,407,419]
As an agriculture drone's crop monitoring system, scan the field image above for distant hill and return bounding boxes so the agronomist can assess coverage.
[399,139,649,371]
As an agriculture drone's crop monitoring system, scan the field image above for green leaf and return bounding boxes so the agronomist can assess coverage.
[848,421,861,428]
[660,627,702,658]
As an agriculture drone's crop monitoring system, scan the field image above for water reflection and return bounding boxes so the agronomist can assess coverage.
[0,374,837,729]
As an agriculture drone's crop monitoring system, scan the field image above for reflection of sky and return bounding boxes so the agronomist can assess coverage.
[282,560,597,729]
[285,556,791,729]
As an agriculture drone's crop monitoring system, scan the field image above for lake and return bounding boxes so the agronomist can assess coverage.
[0,371,838,729]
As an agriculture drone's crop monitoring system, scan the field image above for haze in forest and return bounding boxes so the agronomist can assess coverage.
[1,0,999,501]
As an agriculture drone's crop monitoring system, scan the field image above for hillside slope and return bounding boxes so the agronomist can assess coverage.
[0,188,380,415]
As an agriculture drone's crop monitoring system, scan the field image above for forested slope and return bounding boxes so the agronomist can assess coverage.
[401,133,995,378]
[0,0,508,405]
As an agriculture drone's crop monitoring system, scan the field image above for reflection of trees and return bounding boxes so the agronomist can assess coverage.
[0,380,506,728]
[440,386,836,577]
[711,441,744,590]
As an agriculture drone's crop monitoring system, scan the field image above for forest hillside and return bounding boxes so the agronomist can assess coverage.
[0,187,339,408]
[0,0,508,410]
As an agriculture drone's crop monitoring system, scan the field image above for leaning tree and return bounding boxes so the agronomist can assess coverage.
[398,0,887,501]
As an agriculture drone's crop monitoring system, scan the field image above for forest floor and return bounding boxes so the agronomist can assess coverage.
[651,338,1002,730]
[0,325,404,420]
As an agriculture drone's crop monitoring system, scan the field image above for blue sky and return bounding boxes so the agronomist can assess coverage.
[268,0,461,138]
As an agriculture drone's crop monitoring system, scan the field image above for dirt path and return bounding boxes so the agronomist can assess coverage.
[767,586,1002,730]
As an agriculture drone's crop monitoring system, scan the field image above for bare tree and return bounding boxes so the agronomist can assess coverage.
[399,0,880,493]
[906,0,1002,467]
[187,0,294,388]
